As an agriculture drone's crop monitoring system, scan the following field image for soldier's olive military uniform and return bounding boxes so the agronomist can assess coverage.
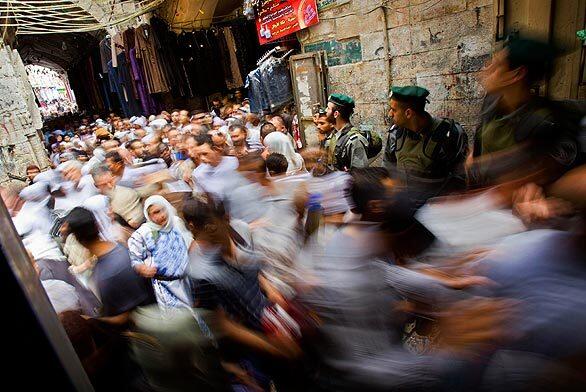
[387,86,468,192]
[333,123,369,171]
[470,39,581,187]
[394,115,465,178]
[472,95,580,186]
[382,125,398,171]
[326,93,369,171]
[322,131,338,170]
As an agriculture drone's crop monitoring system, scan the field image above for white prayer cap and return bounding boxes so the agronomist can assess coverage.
[114,131,130,139]
[149,119,168,130]
[213,117,226,127]
[57,159,83,172]
[132,116,148,128]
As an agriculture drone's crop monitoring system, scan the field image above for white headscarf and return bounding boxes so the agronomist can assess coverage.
[58,159,83,172]
[263,131,305,175]
[149,119,168,131]
[14,182,52,236]
[213,116,226,127]
[143,195,193,246]
[132,116,148,128]
[82,195,119,243]
[13,182,64,261]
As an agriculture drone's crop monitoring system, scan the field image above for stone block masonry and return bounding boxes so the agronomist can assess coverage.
[0,45,47,185]
[301,0,496,150]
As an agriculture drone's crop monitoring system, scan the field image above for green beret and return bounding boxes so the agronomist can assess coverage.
[389,86,430,100]
[328,93,355,109]
[506,38,556,69]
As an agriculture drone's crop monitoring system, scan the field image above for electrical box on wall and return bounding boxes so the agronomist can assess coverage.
[289,51,329,148]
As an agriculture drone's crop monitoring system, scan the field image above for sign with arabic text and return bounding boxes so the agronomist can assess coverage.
[256,0,319,45]
[317,0,350,12]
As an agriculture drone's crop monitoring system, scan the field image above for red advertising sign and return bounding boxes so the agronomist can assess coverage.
[256,0,319,45]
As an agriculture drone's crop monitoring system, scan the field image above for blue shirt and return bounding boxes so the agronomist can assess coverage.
[188,247,269,331]
[479,230,586,359]
[93,244,154,317]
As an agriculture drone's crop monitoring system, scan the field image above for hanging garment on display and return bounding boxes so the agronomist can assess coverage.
[151,17,189,98]
[130,47,158,116]
[222,27,244,89]
[260,55,293,110]
[177,31,198,97]
[107,60,126,116]
[111,33,125,68]
[135,24,170,94]
[214,27,234,91]
[91,50,113,111]
[177,31,214,97]
[84,57,105,111]
[203,29,228,94]
[118,53,143,116]
[99,38,112,74]
[122,28,139,99]
[231,22,262,81]
[108,53,142,117]
[245,67,270,114]
[113,33,125,57]
[122,28,136,64]
[246,54,294,114]
[97,72,113,111]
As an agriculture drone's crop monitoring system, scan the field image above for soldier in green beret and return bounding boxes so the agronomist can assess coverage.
[325,93,369,171]
[387,86,468,193]
[471,38,581,188]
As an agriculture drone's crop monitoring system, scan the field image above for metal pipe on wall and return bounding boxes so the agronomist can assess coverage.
[380,4,391,126]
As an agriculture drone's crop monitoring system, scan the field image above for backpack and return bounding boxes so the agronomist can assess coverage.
[421,118,469,173]
[348,127,383,159]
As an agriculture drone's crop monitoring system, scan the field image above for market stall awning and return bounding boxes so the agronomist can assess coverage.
[156,0,242,31]
[0,0,165,34]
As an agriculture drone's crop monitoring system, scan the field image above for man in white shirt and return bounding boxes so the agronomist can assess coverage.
[54,160,97,211]
[191,134,240,199]
[245,113,262,143]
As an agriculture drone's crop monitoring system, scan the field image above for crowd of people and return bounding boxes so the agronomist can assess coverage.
[3,37,586,391]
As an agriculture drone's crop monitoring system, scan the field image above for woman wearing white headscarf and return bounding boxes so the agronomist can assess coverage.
[263,131,305,175]
[128,195,193,309]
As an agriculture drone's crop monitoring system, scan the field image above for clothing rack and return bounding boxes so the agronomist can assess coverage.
[281,49,295,61]
[257,47,295,66]
[257,46,282,65]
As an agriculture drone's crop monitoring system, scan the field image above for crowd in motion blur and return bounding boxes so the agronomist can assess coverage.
[3,38,586,391]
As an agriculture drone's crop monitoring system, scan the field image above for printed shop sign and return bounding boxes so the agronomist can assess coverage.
[256,0,319,45]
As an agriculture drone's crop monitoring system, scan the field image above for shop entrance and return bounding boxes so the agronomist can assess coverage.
[26,65,78,120]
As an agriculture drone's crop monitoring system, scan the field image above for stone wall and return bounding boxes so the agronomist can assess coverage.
[300,0,495,145]
[0,45,47,184]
